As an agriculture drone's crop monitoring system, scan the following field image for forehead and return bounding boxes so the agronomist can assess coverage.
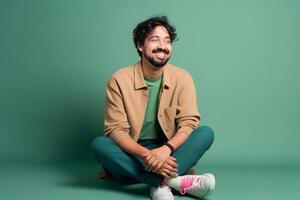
[147,26,170,38]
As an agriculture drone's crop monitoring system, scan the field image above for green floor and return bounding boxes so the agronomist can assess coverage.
[1,162,299,200]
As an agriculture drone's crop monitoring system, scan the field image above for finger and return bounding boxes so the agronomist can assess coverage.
[163,162,178,173]
[169,172,178,177]
[165,169,178,177]
[144,162,151,171]
[149,160,160,172]
[154,161,163,172]
[144,158,151,171]
[161,172,169,178]
[166,159,178,169]
[170,156,176,161]
[144,155,153,170]
[145,153,153,162]
[162,168,178,177]
[146,157,157,171]
[163,166,178,174]
[158,168,170,178]
[163,163,177,172]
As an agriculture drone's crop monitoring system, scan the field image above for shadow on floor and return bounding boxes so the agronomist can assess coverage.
[58,162,150,198]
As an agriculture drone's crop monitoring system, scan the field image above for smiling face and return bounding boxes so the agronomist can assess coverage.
[138,26,172,68]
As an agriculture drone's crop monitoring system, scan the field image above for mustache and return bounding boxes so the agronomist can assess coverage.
[152,48,169,54]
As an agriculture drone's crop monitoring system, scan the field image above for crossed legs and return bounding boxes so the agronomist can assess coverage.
[91,126,214,187]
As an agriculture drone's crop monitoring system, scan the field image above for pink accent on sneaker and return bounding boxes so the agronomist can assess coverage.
[180,176,203,195]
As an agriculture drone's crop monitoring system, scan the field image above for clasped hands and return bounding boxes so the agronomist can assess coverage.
[143,145,178,178]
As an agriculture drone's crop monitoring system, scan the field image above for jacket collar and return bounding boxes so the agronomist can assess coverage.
[134,61,171,90]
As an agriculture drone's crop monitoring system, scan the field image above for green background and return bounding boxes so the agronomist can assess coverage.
[1,0,299,199]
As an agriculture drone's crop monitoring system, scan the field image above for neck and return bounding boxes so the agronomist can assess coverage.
[141,58,164,79]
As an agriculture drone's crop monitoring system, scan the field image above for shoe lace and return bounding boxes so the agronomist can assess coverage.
[180,176,203,195]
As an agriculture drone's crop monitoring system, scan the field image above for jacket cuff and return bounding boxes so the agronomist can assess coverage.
[177,126,194,135]
[107,131,131,143]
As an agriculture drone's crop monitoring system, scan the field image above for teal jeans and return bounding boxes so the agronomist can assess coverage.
[91,126,214,187]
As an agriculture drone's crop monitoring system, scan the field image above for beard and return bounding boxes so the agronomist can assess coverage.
[143,48,171,68]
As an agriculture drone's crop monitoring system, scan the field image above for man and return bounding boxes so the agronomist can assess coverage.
[91,16,215,200]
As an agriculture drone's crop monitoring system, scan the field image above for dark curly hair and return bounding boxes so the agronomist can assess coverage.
[133,16,177,57]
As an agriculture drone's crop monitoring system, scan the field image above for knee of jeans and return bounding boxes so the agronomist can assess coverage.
[195,125,214,147]
[90,136,109,156]
[203,126,214,147]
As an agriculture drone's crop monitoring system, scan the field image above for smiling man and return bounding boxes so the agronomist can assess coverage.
[91,16,215,200]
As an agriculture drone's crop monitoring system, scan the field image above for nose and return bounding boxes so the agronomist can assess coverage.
[157,40,164,49]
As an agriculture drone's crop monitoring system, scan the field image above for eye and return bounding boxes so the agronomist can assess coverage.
[164,38,171,44]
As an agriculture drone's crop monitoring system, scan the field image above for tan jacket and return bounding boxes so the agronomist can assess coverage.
[104,61,200,143]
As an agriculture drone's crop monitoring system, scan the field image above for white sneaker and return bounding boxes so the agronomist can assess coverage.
[150,183,174,200]
[166,173,215,199]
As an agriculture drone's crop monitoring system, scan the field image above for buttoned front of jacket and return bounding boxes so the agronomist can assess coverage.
[104,61,200,143]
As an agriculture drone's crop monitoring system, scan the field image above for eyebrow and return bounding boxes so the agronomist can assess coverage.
[148,35,171,39]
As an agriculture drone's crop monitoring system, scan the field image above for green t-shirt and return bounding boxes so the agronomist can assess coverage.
[139,75,163,140]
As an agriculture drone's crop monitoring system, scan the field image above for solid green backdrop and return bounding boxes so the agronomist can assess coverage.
[0,0,299,165]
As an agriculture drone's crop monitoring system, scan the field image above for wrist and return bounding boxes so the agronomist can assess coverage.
[164,142,175,154]
[161,145,172,155]
[140,148,150,158]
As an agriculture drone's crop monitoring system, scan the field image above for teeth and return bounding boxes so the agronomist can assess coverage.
[156,52,166,59]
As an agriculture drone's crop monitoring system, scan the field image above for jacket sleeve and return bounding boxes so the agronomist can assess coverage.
[104,76,131,143]
[175,72,201,135]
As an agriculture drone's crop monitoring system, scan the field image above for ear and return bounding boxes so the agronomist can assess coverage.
[137,43,143,53]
